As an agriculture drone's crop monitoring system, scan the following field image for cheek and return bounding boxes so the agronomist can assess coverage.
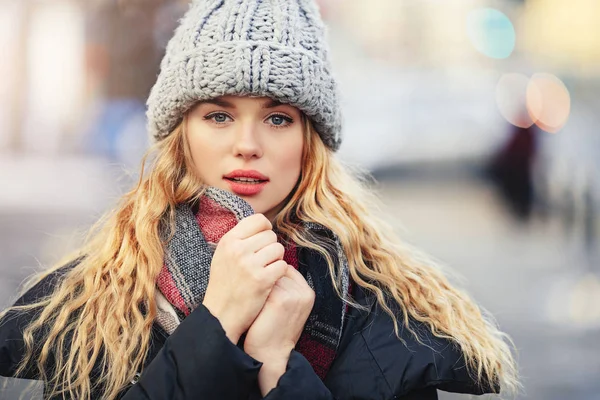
[186,123,220,181]
[274,136,303,185]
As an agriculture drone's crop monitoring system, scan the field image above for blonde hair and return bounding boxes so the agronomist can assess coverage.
[1,114,518,399]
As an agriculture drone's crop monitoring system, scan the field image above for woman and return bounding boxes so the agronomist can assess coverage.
[0,1,519,399]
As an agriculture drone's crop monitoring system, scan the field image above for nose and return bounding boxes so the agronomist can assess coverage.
[232,121,263,159]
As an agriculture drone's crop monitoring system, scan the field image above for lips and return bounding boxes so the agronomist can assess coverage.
[224,169,269,181]
[223,169,269,196]
[226,177,265,184]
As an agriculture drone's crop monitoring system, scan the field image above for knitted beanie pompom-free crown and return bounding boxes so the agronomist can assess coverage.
[147,0,342,151]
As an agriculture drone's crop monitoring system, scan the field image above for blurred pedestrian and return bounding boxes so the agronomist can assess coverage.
[0,1,519,399]
[487,115,539,221]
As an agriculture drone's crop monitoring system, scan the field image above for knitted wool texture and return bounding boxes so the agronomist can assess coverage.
[156,187,351,380]
[146,0,342,151]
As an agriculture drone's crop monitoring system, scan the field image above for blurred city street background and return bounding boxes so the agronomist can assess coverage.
[1,0,600,399]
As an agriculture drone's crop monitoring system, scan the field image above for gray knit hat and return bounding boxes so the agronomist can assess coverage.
[147,0,342,151]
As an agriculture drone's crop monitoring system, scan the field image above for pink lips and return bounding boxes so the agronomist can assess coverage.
[223,169,269,196]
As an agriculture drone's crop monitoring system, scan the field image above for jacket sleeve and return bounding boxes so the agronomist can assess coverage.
[0,309,38,379]
[0,268,70,380]
[258,349,437,400]
[122,304,263,400]
[323,287,498,399]
[260,350,333,400]
[358,302,499,397]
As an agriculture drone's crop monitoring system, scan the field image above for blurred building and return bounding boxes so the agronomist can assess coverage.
[0,0,188,164]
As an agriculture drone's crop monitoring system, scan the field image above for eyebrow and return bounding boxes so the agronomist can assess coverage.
[200,98,285,109]
[261,99,284,109]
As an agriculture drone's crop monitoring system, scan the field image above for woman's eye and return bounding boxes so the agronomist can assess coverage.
[267,114,293,127]
[204,113,232,124]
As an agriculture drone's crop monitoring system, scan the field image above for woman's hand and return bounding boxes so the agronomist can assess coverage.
[202,214,288,344]
[244,265,315,395]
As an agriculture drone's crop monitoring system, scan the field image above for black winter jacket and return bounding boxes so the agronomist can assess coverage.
[0,253,497,399]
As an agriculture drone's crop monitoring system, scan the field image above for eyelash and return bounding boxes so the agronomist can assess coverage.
[203,112,294,128]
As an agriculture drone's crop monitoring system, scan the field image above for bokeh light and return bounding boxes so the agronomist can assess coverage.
[467,8,515,59]
[496,72,571,133]
[496,73,535,128]
[527,73,571,133]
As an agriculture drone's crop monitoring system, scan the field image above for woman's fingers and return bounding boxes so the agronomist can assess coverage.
[243,229,278,253]
[284,265,311,288]
[226,214,272,240]
[254,242,285,267]
[262,260,288,285]
[285,267,315,302]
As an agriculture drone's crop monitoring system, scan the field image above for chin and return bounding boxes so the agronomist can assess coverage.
[248,201,274,216]
[247,200,265,213]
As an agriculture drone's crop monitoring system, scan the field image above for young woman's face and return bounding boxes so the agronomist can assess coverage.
[186,95,304,220]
